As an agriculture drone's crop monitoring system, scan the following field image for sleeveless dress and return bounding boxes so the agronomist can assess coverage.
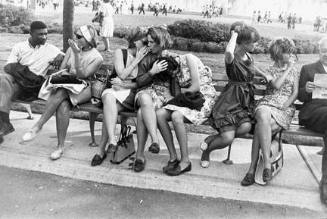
[210,53,255,132]
[163,54,218,125]
[255,65,299,129]
[101,49,137,110]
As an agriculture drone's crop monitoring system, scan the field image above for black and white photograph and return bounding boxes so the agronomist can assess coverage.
[0,0,327,217]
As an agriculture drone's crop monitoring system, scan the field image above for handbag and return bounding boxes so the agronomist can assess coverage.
[109,125,136,164]
[50,74,83,84]
[91,67,110,101]
[166,91,205,111]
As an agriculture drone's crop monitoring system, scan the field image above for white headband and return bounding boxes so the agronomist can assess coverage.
[80,25,92,43]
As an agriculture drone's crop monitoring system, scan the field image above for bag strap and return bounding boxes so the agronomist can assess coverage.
[122,49,128,68]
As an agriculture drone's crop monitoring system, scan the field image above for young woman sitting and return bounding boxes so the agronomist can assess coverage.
[241,37,299,186]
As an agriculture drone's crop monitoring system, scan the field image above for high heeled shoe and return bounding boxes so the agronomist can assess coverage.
[50,148,64,161]
[22,128,41,142]
[163,159,180,173]
[241,173,255,186]
[263,168,272,182]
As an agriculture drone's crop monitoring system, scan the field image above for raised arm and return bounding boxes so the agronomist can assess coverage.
[225,31,238,64]
[181,54,200,93]
[282,72,299,108]
[114,47,148,80]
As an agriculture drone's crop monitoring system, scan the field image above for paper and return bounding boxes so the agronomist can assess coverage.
[312,74,327,99]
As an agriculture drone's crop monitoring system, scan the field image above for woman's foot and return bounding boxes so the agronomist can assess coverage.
[241,173,255,186]
[148,142,160,154]
[22,127,41,142]
[107,143,118,153]
[200,149,210,168]
[91,153,107,166]
[133,158,146,172]
[165,161,192,176]
[163,159,180,173]
[200,141,208,151]
[50,148,64,161]
[263,168,272,182]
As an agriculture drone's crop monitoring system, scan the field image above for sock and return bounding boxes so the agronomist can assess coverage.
[0,111,9,124]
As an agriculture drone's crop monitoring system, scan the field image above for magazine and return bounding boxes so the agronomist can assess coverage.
[312,74,327,99]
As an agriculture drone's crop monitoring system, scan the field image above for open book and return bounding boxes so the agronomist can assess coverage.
[312,74,327,99]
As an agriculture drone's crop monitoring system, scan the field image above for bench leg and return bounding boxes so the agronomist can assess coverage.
[89,112,99,147]
[19,103,33,120]
[223,145,233,165]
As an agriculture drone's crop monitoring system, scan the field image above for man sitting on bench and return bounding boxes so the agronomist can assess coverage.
[0,21,64,139]
[298,37,327,206]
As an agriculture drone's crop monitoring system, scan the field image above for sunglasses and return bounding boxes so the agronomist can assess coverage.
[75,34,83,39]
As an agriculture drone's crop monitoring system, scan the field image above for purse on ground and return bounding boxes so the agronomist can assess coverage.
[109,125,135,164]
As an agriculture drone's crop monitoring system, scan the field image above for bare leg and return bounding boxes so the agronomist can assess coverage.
[56,100,71,149]
[246,126,261,175]
[137,93,159,144]
[171,111,189,168]
[32,89,68,132]
[136,109,148,161]
[103,37,110,51]
[97,122,109,157]
[156,108,177,161]
[102,93,124,145]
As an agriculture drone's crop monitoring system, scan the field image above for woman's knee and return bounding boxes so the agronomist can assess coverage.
[138,93,153,108]
[220,131,235,145]
[102,93,116,105]
[156,108,170,121]
[58,100,71,115]
[171,111,184,125]
[255,108,271,123]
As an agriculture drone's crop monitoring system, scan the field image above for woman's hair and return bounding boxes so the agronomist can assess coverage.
[269,37,296,62]
[230,22,260,44]
[126,28,147,48]
[147,26,172,50]
[153,56,179,81]
[75,25,98,48]
[103,0,110,3]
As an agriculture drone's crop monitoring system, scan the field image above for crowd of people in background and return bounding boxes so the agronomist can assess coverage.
[202,4,224,19]
[251,10,272,24]
[314,16,327,33]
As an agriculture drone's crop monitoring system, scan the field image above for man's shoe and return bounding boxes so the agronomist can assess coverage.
[320,177,327,205]
[0,122,14,136]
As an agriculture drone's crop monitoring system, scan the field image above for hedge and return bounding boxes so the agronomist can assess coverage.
[0,4,33,27]
[1,16,319,54]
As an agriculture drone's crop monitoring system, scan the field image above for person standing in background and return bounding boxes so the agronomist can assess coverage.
[99,0,114,52]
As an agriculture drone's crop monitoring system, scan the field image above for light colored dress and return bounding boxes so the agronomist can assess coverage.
[163,54,218,125]
[255,65,299,129]
[99,2,114,37]
[101,49,137,110]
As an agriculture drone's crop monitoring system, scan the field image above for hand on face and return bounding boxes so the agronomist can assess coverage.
[68,39,81,53]
[135,47,149,61]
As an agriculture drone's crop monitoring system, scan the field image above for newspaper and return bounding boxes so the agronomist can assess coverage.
[312,74,327,99]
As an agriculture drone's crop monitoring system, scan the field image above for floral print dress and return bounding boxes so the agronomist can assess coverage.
[163,54,218,125]
[255,65,299,129]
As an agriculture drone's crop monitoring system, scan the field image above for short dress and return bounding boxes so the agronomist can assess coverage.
[99,2,114,37]
[101,49,137,110]
[255,65,299,129]
[163,54,218,125]
[210,53,255,132]
[135,80,173,110]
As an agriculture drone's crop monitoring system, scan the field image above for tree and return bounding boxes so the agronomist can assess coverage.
[63,0,74,52]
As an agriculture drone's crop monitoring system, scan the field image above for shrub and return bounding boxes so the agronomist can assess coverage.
[168,19,230,43]
[173,37,189,51]
[0,4,33,27]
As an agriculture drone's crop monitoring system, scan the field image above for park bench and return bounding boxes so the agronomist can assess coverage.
[14,63,324,171]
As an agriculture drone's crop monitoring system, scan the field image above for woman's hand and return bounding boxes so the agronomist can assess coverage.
[135,47,149,62]
[68,39,81,54]
[149,60,168,75]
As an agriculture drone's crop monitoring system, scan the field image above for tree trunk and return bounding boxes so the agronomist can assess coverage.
[63,0,74,52]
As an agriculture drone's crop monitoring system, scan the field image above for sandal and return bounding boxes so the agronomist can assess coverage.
[200,141,208,151]
[200,150,210,168]
[241,173,255,186]
[163,159,180,173]
[50,148,64,161]
[148,142,160,154]
[133,158,146,172]
[263,168,272,182]
[91,154,107,166]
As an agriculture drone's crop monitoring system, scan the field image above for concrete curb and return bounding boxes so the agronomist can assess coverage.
[0,147,325,213]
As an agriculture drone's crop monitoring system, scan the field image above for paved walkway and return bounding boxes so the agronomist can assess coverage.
[0,111,325,214]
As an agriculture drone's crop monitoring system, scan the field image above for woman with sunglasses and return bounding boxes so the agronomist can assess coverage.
[241,37,299,186]
[91,28,149,166]
[22,25,103,160]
